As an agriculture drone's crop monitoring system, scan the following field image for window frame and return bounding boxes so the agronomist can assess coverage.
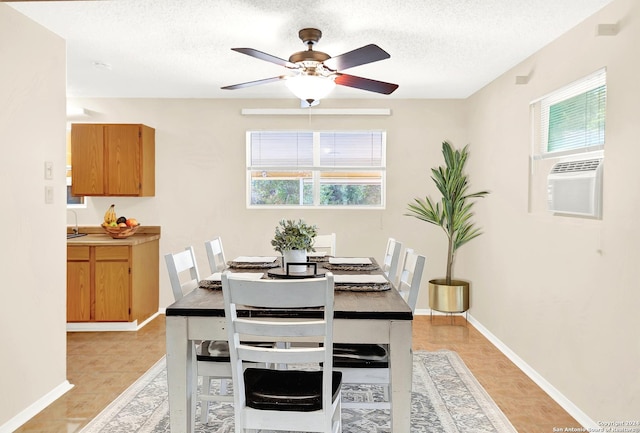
[65,126,86,209]
[532,68,607,160]
[527,69,607,218]
[246,130,387,209]
[66,169,86,208]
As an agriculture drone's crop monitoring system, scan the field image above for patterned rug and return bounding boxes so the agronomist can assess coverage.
[79,350,517,433]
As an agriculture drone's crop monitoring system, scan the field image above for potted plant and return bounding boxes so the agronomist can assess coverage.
[405,141,489,314]
[271,219,318,273]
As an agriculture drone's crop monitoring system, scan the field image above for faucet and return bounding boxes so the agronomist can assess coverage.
[68,209,79,234]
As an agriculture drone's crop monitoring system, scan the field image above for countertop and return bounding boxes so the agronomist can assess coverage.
[67,225,161,246]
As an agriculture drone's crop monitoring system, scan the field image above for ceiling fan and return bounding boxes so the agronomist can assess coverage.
[221,28,399,106]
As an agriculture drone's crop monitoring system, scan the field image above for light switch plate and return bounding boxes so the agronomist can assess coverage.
[44,161,53,180]
[45,186,54,204]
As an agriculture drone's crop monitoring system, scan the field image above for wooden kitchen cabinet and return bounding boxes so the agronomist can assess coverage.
[94,246,130,321]
[71,123,155,196]
[67,246,91,321]
[67,238,159,324]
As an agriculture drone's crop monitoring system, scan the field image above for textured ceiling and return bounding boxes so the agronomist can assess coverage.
[9,0,614,100]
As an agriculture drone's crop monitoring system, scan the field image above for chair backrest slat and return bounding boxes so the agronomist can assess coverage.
[164,246,200,301]
[238,345,326,364]
[314,233,337,256]
[204,236,226,273]
[235,319,328,338]
[397,248,426,313]
[225,277,329,309]
[383,237,403,285]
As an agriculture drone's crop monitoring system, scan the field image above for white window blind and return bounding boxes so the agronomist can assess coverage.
[247,131,386,208]
[250,132,313,167]
[319,132,384,167]
[538,68,606,154]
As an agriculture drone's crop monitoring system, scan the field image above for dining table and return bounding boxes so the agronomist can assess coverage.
[165,255,414,432]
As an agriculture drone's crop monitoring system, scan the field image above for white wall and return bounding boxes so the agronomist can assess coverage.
[464,0,639,420]
[0,4,69,429]
[5,0,638,426]
[64,98,467,310]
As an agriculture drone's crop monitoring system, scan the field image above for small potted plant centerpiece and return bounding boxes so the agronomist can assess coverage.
[271,219,318,273]
[405,141,489,314]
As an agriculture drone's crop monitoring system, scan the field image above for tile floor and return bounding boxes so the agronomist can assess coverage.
[15,314,582,433]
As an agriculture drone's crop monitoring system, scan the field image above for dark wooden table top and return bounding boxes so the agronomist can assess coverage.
[166,258,413,320]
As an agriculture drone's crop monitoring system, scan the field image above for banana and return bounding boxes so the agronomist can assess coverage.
[103,204,117,225]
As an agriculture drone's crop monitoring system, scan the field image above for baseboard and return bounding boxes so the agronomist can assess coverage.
[466,313,598,429]
[0,381,74,433]
[137,313,159,329]
[66,312,159,332]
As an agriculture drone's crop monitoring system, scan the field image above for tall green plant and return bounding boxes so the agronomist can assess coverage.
[405,141,489,285]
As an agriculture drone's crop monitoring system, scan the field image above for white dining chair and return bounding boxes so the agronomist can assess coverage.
[313,233,337,256]
[382,237,403,286]
[164,246,233,423]
[204,236,227,274]
[333,247,426,410]
[396,248,426,312]
[222,272,342,433]
[164,246,201,301]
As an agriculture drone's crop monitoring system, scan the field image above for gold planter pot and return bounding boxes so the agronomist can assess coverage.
[428,279,469,313]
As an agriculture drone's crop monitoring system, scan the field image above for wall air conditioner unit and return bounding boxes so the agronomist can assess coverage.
[547,157,603,218]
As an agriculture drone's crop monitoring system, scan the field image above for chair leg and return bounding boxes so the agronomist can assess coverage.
[333,396,342,433]
[383,383,390,402]
[200,376,211,424]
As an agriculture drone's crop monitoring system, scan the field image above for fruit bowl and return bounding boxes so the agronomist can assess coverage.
[102,224,140,239]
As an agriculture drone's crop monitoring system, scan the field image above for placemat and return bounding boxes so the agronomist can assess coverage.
[199,272,265,289]
[308,255,330,262]
[227,258,281,269]
[199,278,390,292]
[323,263,380,271]
[199,280,222,290]
[334,282,391,292]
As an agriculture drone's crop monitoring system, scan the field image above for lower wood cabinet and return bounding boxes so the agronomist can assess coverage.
[67,240,159,323]
[67,247,91,321]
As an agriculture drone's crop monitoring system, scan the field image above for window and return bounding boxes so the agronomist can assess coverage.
[66,126,85,207]
[247,131,385,208]
[66,170,84,206]
[535,68,606,157]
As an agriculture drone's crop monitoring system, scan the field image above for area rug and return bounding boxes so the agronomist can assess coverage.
[79,350,517,433]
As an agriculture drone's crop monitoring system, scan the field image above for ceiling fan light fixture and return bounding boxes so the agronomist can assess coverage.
[285,74,336,105]
[223,28,398,98]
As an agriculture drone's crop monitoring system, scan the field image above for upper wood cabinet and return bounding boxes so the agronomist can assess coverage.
[71,123,155,196]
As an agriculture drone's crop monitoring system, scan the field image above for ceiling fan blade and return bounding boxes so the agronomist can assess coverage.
[231,48,298,69]
[334,73,399,95]
[221,76,286,90]
[323,44,390,71]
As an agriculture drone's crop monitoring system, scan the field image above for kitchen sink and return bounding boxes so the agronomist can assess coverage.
[67,233,88,239]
